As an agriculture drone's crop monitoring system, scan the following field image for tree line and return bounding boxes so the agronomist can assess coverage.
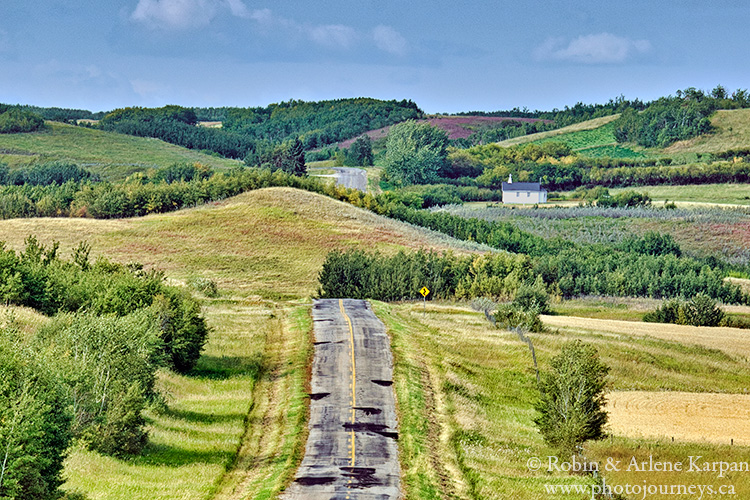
[0,238,209,498]
[613,86,750,148]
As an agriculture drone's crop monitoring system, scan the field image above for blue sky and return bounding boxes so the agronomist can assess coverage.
[1,0,749,113]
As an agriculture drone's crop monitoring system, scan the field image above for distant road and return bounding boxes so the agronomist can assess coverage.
[333,167,367,192]
[281,299,400,499]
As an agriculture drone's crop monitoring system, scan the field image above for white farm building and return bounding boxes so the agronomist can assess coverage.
[501,175,547,204]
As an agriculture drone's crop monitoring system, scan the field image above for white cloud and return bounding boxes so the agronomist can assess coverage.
[534,33,651,64]
[373,25,407,56]
[308,24,357,49]
[131,0,252,29]
[131,78,170,98]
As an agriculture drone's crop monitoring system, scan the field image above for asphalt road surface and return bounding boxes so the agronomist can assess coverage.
[281,299,400,500]
[333,167,367,192]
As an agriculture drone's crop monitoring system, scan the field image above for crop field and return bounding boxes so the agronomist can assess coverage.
[606,391,750,446]
[495,114,619,146]
[376,301,750,498]
[542,314,750,361]
[0,122,240,180]
[441,202,750,265]
[609,183,750,206]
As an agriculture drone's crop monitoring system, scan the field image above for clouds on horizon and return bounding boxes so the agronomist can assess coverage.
[130,0,408,56]
[534,33,651,64]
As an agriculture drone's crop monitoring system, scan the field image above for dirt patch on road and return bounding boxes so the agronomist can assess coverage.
[606,391,750,446]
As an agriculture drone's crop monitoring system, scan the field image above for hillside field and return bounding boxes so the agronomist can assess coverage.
[2,185,750,499]
[0,121,241,180]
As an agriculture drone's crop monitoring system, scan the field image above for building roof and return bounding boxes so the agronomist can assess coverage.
[501,182,546,192]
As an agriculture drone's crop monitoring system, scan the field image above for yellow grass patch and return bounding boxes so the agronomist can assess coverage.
[0,305,49,336]
[664,108,750,154]
[606,391,750,446]
[542,314,750,360]
[1,187,487,298]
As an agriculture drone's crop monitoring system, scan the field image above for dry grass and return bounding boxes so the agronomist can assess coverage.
[0,305,49,336]
[542,314,750,361]
[606,391,750,446]
[665,108,750,154]
[0,187,489,299]
[495,115,620,147]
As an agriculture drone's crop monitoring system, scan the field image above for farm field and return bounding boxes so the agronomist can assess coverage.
[542,314,750,361]
[441,202,750,265]
[606,391,750,446]
[609,182,750,206]
[0,121,241,180]
[377,301,750,498]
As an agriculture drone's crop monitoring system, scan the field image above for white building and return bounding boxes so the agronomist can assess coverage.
[501,175,547,204]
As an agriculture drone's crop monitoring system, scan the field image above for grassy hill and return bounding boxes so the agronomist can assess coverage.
[0,121,241,180]
[495,108,750,160]
[0,187,490,500]
[664,108,750,154]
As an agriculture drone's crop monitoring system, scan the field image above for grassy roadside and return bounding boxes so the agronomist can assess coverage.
[375,300,750,499]
[61,299,313,500]
[374,301,591,499]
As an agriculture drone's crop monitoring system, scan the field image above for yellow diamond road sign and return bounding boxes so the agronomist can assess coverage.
[420,286,430,297]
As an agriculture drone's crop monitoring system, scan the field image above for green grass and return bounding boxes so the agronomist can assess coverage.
[62,302,271,500]
[0,122,241,180]
[588,437,750,499]
[374,301,750,499]
[609,183,750,206]
[496,115,620,147]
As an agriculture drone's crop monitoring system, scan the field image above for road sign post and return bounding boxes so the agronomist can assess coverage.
[419,286,430,317]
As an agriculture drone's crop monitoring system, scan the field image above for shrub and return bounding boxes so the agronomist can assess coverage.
[534,340,609,455]
[187,276,220,297]
[492,303,545,333]
[0,329,71,500]
[512,276,551,314]
[644,293,725,327]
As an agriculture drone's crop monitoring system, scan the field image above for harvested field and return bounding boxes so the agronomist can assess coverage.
[606,391,750,446]
[542,314,750,360]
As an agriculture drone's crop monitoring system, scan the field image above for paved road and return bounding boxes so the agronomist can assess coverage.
[332,167,367,192]
[282,299,400,500]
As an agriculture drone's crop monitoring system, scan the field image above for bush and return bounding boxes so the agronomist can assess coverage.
[643,293,725,327]
[512,276,551,314]
[492,303,545,333]
[188,276,219,297]
[534,340,609,455]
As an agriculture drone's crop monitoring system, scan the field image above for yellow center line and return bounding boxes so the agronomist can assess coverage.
[339,299,357,470]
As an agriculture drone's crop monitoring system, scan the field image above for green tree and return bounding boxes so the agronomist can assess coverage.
[384,120,448,185]
[534,340,609,455]
[0,329,71,500]
[345,136,374,166]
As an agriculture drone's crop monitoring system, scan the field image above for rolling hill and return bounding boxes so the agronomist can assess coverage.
[0,121,241,180]
[494,108,750,159]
